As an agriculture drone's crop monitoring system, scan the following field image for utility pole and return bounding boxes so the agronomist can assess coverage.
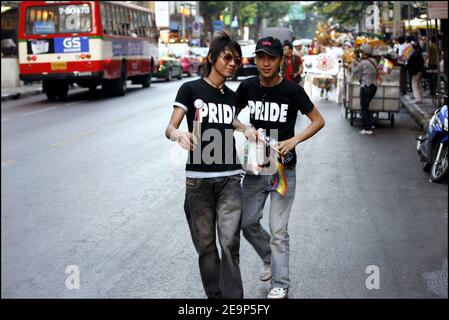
[407,1,411,35]
[393,1,401,38]
[181,3,186,40]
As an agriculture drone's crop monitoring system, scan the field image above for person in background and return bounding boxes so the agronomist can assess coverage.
[419,36,428,54]
[281,42,302,84]
[292,39,303,58]
[427,36,440,95]
[407,42,425,103]
[351,44,378,135]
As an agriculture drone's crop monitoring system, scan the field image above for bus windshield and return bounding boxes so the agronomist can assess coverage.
[25,3,92,35]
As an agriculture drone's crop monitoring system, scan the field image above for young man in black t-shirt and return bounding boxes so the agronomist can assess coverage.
[234,36,325,299]
[165,32,244,299]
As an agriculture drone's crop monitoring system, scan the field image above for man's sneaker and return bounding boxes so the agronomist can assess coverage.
[260,263,272,281]
[359,129,373,135]
[267,287,288,299]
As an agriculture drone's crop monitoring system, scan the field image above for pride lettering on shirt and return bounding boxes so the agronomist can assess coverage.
[247,100,289,123]
[199,102,236,124]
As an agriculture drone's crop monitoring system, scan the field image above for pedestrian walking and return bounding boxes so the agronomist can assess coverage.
[407,42,425,103]
[233,36,325,299]
[165,31,244,299]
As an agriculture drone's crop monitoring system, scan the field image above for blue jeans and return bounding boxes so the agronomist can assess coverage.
[241,168,296,288]
[184,174,244,298]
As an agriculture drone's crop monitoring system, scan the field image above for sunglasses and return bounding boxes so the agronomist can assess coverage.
[220,53,242,66]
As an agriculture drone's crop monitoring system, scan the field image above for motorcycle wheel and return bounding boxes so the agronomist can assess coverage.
[430,141,448,182]
[422,162,432,172]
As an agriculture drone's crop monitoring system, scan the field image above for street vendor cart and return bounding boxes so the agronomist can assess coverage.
[343,36,402,127]
[344,64,401,127]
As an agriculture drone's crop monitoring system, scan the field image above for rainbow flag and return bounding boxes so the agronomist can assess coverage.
[271,155,288,197]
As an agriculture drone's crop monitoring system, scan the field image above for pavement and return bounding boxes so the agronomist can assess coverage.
[400,92,439,129]
[1,83,43,102]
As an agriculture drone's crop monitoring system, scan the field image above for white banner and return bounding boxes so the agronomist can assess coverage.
[155,1,170,28]
[302,54,341,77]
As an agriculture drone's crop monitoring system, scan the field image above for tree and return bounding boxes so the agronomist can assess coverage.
[199,1,231,41]
[255,1,292,34]
[304,1,372,28]
[199,1,293,41]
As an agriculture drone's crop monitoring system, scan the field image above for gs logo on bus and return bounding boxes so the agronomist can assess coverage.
[55,37,89,53]
[63,38,81,50]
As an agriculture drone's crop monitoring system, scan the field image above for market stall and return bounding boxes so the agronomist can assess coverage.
[343,38,401,127]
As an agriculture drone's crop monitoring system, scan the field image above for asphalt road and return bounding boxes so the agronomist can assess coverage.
[1,77,447,298]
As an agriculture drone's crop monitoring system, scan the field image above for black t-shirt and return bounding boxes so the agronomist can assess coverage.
[174,78,242,172]
[235,76,314,165]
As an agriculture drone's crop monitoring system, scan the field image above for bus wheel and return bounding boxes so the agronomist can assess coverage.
[141,73,152,88]
[58,84,68,100]
[115,64,127,96]
[43,80,68,100]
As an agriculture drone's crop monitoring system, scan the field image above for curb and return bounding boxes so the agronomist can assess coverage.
[400,95,432,129]
[1,88,43,102]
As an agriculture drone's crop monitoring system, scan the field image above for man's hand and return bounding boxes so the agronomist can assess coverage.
[174,130,197,150]
[275,136,299,155]
[243,126,259,142]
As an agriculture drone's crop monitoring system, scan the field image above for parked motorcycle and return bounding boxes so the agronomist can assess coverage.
[416,90,448,183]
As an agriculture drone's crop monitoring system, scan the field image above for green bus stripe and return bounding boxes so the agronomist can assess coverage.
[18,35,104,42]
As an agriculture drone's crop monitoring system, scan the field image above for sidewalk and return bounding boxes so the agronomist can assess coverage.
[400,93,437,129]
[1,84,43,102]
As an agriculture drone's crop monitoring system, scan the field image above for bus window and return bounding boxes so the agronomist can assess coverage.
[144,13,150,38]
[138,12,145,38]
[104,3,113,35]
[119,6,127,36]
[25,4,92,35]
[111,5,118,35]
[100,2,107,34]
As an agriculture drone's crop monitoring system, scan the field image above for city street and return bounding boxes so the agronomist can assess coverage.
[1,77,447,298]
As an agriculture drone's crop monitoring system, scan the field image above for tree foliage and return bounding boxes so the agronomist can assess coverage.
[304,1,371,27]
[200,1,293,37]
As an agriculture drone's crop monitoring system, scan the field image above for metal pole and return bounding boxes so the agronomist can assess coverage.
[393,1,401,38]
[407,2,411,35]
[435,18,441,108]
[182,5,186,40]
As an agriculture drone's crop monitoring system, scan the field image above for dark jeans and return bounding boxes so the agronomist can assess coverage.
[400,64,407,94]
[184,174,244,299]
[360,84,377,130]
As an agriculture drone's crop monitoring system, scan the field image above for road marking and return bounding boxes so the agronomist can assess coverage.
[52,130,96,147]
[65,101,84,107]
[106,115,137,127]
[22,107,57,117]
[2,159,16,167]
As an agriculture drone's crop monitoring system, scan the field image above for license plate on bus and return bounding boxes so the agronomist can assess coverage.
[51,62,67,70]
